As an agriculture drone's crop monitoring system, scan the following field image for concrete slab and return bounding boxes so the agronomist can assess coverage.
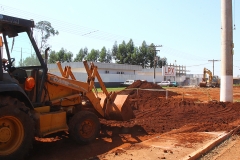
[98,131,229,160]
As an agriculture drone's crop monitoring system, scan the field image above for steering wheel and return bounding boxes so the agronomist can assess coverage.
[10,58,15,63]
[2,58,15,72]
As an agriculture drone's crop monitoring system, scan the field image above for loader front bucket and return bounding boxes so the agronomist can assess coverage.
[199,82,207,87]
[105,93,135,121]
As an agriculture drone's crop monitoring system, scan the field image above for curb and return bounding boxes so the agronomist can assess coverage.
[186,125,240,160]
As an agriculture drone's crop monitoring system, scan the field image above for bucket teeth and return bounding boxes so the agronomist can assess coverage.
[104,93,135,121]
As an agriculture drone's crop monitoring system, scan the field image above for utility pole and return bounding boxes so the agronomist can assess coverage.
[208,59,220,76]
[220,0,233,102]
[149,45,162,84]
[21,48,22,66]
[154,50,160,84]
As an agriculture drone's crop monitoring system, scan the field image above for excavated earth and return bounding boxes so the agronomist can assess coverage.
[101,80,240,134]
[29,80,240,160]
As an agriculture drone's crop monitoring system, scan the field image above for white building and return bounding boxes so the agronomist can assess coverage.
[47,62,180,87]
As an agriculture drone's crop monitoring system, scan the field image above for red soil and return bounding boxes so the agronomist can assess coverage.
[101,81,240,137]
[29,81,240,160]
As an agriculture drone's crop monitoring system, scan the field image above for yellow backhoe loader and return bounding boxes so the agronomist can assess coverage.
[199,67,220,87]
[0,14,134,159]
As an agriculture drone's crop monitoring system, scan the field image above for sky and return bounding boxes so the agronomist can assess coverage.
[0,0,240,77]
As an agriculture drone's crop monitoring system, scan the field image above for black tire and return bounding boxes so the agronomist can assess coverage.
[0,96,34,160]
[69,111,100,144]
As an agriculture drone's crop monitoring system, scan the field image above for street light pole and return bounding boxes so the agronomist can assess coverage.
[148,45,162,84]
[148,45,162,83]
[208,59,220,76]
[154,50,160,84]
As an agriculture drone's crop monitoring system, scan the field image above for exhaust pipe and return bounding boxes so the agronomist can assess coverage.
[44,47,50,65]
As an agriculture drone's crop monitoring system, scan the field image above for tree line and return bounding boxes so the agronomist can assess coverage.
[47,39,167,68]
[21,21,167,68]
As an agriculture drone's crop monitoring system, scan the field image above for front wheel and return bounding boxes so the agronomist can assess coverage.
[0,96,34,160]
[69,111,100,144]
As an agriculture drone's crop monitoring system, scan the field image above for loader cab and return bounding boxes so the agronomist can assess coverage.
[0,14,48,107]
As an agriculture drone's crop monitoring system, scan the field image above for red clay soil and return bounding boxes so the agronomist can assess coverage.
[101,80,240,136]
[29,81,240,160]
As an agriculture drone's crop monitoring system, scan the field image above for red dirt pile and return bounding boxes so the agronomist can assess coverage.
[127,80,163,89]
[101,81,240,136]
[118,80,179,97]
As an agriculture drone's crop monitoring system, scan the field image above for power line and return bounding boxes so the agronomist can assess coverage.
[208,59,220,76]
[161,46,210,62]
[0,4,145,46]
[0,4,219,64]
[186,62,211,67]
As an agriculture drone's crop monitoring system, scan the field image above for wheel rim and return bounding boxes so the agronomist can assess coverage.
[0,116,24,155]
[79,119,95,138]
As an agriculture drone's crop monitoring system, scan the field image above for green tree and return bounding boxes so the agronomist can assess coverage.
[99,47,107,62]
[83,47,88,56]
[49,50,58,63]
[148,43,156,68]
[74,47,88,62]
[111,39,168,67]
[63,52,73,62]
[35,21,59,53]
[139,41,149,68]
[22,54,40,66]
[112,41,118,60]
[99,47,112,63]
[124,39,135,64]
[157,57,168,68]
[131,47,140,65]
[57,48,73,62]
[74,48,85,62]
[86,49,99,62]
[106,49,112,63]
[116,40,127,64]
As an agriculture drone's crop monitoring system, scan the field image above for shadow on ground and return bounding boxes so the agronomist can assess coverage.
[27,124,147,160]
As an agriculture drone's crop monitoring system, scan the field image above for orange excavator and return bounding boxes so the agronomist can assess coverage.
[0,14,134,159]
[199,68,220,87]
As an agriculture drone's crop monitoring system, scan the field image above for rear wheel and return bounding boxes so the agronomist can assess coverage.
[69,111,100,144]
[0,96,34,160]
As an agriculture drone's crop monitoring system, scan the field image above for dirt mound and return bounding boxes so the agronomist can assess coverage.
[118,80,179,98]
[30,86,240,160]
[102,86,240,136]
[134,100,240,133]
[102,99,240,134]
[127,80,163,89]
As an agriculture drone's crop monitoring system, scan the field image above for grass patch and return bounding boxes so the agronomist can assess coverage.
[95,87,126,92]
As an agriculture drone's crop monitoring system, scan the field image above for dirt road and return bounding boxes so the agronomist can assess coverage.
[28,82,240,160]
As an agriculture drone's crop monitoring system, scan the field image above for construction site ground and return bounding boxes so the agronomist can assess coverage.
[28,81,240,160]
